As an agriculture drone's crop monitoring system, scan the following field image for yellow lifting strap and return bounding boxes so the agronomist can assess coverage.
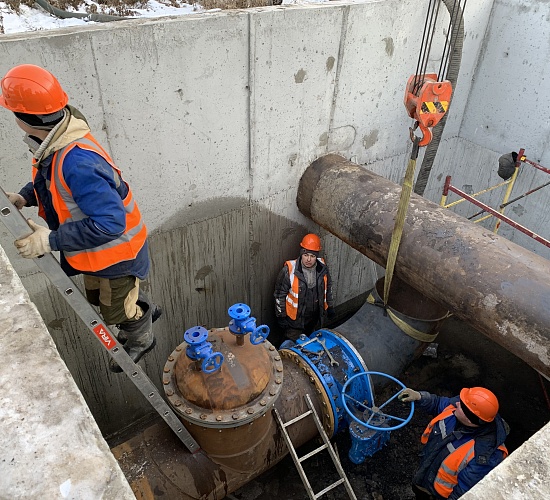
[367,293,440,343]
[378,133,442,343]
[383,135,420,306]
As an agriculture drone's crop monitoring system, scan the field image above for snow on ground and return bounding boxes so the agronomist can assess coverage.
[0,0,328,35]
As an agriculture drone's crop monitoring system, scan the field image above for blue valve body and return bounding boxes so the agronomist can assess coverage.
[184,326,224,373]
[228,303,269,344]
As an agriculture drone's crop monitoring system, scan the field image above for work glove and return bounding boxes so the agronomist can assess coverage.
[6,192,27,209]
[14,219,52,259]
[398,388,421,402]
[327,307,336,320]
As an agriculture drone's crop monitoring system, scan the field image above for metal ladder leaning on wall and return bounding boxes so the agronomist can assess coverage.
[0,187,201,455]
[273,393,357,500]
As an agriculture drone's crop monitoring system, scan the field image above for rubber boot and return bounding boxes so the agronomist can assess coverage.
[110,292,158,373]
[115,290,163,345]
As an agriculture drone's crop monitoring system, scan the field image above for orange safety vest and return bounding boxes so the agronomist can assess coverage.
[421,404,508,498]
[32,133,147,272]
[285,258,328,320]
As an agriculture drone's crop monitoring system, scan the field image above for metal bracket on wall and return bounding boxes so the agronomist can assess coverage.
[0,187,201,455]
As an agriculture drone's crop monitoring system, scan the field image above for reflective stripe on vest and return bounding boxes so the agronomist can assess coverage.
[421,404,509,498]
[285,258,329,320]
[421,405,456,444]
[34,133,147,272]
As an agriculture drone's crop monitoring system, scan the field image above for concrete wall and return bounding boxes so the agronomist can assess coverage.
[425,0,550,260]
[0,246,134,499]
[0,1,493,436]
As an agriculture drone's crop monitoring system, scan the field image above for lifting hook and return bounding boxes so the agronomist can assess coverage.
[404,73,452,147]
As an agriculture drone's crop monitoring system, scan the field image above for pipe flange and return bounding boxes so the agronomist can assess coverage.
[279,349,335,436]
[163,334,284,428]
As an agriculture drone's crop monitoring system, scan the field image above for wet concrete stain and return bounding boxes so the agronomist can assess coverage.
[512,204,526,217]
[294,69,307,83]
[383,37,395,57]
[362,129,379,150]
[48,317,66,330]
[195,265,214,281]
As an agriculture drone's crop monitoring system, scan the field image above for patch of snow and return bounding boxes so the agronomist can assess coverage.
[0,0,330,35]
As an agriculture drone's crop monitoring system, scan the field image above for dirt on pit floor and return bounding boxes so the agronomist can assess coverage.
[230,316,550,500]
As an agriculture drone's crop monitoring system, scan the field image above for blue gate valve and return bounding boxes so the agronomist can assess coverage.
[342,371,415,464]
[184,326,224,373]
[228,303,270,345]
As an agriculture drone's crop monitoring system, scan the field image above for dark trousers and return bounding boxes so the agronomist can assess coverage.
[412,484,435,500]
[284,317,319,342]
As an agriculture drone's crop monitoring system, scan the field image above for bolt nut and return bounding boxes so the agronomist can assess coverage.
[232,414,239,420]
[168,356,174,362]
[247,408,254,414]
[275,378,282,384]
[277,367,283,372]
[175,346,182,352]
[163,367,170,373]
[185,408,193,414]
[260,400,267,406]
[216,415,223,421]
[269,346,276,351]
[163,379,170,385]
[200,414,207,420]
[274,356,281,361]
[174,401,182,407]
[166,389,174,396]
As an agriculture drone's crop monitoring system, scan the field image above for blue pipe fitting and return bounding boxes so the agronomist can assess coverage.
[348,420,390,464]
[184,326,224,373]
[228,303,270,345]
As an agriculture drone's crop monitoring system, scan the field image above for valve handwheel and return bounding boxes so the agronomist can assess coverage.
[202,352,224,373]
[342,371,414,431]
[250,325,269,345]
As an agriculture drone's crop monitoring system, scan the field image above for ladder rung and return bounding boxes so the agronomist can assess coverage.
[298,443,328,463]
[282,410,313,427]
[314,478,345,499]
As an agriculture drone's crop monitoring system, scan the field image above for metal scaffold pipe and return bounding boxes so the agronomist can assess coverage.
[297,154,550,378]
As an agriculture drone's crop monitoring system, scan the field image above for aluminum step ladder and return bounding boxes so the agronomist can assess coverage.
[0,187,201,455]
[273,393,357,500]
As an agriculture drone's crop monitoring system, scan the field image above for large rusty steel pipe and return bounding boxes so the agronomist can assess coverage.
[297,154,550,377]
[112,356,327,499]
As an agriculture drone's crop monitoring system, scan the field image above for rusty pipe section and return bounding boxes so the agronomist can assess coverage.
[112,355,325,499]
[297,154,550,377]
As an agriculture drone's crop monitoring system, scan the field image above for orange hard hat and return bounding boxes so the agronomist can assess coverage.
[0,64,68,114]
[300,233,321,252]
[460,387,499,423]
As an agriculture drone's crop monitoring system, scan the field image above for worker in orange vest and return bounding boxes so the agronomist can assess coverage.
[274,233,334,345]
[0,64,161,373]
[399,387,509,499]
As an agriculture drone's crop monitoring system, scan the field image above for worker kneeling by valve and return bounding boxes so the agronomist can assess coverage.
[398,386,509,500]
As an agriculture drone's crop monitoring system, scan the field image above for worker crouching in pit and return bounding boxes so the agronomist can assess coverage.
[399,386,509,500]
[274,233,335,346]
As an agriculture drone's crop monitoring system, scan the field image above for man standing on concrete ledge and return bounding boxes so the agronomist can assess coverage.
[0,64,161,373]
[274,233,334,345]
[399,386,509,500]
